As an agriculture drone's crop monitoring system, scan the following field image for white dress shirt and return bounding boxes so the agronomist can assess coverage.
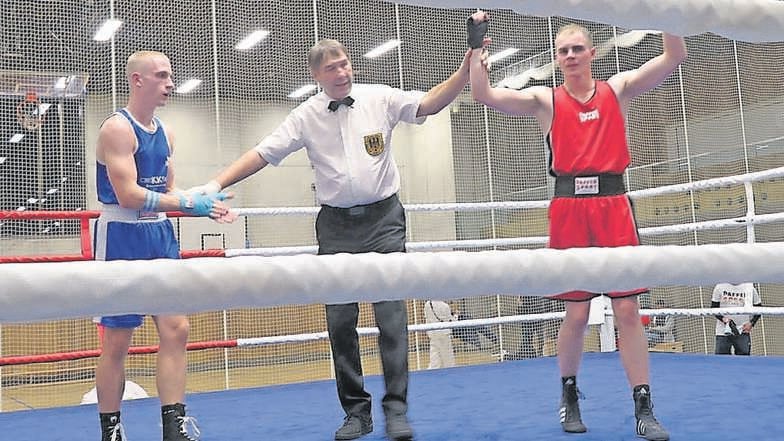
[254,84,426,208]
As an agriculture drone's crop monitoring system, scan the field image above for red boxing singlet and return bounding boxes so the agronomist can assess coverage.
[548,81,629,176]
[547,81,645,301]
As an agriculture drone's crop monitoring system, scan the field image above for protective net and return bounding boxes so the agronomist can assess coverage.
[1,0,784,412]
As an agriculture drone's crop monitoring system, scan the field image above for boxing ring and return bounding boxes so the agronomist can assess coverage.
[5,167,784,320]
[2,0,784,440]
[3,164,784,441]
[0,353,782,440]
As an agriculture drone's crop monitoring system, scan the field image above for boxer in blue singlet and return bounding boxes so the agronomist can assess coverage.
[93,50,232,441]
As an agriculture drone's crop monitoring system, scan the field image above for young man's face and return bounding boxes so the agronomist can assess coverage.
[554,31,595,77]
[312,51,353,100]
[135,55,174,107]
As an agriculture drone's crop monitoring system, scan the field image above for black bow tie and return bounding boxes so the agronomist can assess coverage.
[328,96,355,112]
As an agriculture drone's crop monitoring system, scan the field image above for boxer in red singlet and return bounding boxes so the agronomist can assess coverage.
[468,11,687,441]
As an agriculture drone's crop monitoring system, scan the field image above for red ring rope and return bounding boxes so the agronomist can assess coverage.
[0,210,224,263]
[0,339,239,366]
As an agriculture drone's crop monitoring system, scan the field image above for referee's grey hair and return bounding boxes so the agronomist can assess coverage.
[308,39,350,70]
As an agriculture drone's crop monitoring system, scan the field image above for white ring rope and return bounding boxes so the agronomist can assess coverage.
[226,237,550,257]
[4,242,784,323]
[628,166,784,199]
[233,166,784,217]
[392,0,784,43]
[229,211,784,256]
[234,307,784,346]
[636,307,784,318]
[235,200,550,217]
[640,212,784,236]
[229,167,784,256]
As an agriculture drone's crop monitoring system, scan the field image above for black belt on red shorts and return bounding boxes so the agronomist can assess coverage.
[554,174,626,197]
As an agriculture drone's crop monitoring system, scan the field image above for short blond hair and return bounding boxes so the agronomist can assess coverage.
[555,24,593,48]
[126,50,168,79]
[307,39,349,70]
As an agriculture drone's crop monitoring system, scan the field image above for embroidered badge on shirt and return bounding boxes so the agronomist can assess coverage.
[364,132,384,156]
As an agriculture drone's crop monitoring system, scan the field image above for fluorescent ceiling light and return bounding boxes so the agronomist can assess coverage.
[9,134,25,143]
[54,75,76,91]
[235,30,270,50]
[364,39,401,58]
[488,48,519,63]
[93,19,123,41]
[47,188,59,194]
[288,84,316,99]
[175,79,202,94]
[0,157,7,164]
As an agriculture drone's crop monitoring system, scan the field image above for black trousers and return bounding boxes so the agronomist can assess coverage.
[317,194,409,419]
[715,334,751,355]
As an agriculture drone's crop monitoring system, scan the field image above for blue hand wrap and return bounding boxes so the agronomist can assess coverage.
[142,189,161,212]
[179,192,229,217]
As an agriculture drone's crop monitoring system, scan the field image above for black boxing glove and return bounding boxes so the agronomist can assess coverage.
[467,16,488,49]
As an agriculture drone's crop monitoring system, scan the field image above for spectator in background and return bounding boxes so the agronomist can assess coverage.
[644,299,675,347]
[712,282,762,355]
[424,300,458,369]
[509,296,559,359]
[452,299,500,352]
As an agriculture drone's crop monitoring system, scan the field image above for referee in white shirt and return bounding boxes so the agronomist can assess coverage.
[193,39,471,441]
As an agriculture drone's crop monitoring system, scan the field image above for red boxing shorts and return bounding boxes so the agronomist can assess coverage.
[548,194,647,301]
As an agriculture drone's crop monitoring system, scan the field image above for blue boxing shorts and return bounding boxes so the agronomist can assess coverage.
[93,205,180,328]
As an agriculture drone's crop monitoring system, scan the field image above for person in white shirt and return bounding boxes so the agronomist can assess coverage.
[191,38,470,441]
[644,299,675,346]
[711,282,762,355]
[424,300,458,369]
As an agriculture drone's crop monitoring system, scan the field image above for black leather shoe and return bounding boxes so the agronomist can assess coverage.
[385,414,414,441]
[334,415,373,440]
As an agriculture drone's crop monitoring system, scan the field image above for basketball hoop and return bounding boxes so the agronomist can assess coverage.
[16,91,44,131]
